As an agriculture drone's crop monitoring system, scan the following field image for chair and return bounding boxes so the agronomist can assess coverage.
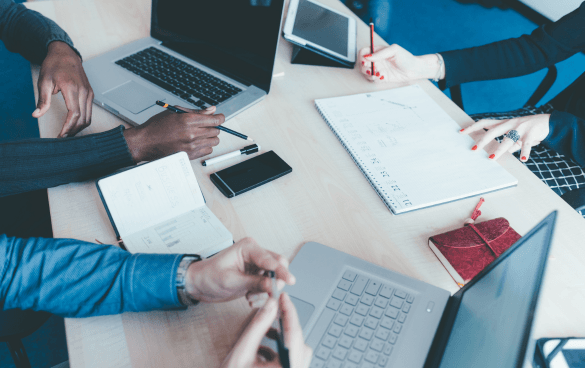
[0,309,51,368]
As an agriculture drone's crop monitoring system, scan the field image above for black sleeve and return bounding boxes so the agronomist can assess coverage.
[0,126,135,197]
[0,0,81,64]
[543,111,585,168]
[439,2,585,89]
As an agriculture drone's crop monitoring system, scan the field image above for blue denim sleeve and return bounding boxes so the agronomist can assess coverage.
[0,235,184,317]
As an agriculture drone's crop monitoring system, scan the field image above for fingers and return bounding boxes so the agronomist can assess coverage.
[280,293,302,348]
[508,140,522,153]
[490,137,516,160]
[519,141,532,162]
[459,119,508,135]
[363,44,399,61]
[58,87,81,138]
[230,298,278,362]
[257,346,279,362]
[240,239,296,285]
[247,292,269,308]
[33,76,54,118]
[473,120,516,152]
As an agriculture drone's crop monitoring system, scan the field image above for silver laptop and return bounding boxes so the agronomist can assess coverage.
[84,0,286,126]
[286,212,556,368]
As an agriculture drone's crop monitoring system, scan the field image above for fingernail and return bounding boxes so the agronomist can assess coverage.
[365,54,372,58]
[380,76,384,80]
[459,128,464,133]
[249,294,260,302]
[205,106,215,110]
[33,108,40,115]
[366,70,370,75]
[489,154,495,159]
[362,61,364,65]
[521,156,527,161]
[375,72,380,77]
[472,145,477,151]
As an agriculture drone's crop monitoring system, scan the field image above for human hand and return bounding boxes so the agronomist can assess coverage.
[122,105,224,162]
[220,293,313,368]
[184,237,296,305]
[33,41,94,138]
[460,114,551,161]
[359,44,444,83]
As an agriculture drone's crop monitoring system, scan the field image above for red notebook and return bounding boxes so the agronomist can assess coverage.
[428,200,521,287]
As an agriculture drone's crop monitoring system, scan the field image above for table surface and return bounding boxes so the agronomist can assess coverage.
[26,0,585,367]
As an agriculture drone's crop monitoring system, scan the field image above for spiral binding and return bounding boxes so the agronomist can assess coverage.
[315,101,398,214]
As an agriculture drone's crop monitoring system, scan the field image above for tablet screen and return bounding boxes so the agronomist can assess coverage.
[292,0,349,57]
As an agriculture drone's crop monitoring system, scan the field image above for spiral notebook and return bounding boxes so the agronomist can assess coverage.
[315,84,518,214]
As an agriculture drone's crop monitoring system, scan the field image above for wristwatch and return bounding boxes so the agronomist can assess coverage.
[176,255,202,306]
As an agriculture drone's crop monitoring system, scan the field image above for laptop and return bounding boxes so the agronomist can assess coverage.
[84,0,286,126]
[286,212,556,368]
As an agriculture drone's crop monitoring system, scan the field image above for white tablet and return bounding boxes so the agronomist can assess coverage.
[283,0,357,65]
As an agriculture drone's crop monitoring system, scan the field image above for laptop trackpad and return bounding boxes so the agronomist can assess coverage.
[289,296,315,329]
[103,81,164,114]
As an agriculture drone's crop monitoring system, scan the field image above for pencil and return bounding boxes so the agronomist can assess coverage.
[156,100,254,142]
[369,18,375,76]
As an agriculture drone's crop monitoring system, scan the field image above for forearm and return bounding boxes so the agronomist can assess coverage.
[543,111,585,168]
[0,126,135,197]
[0,0,80,64]
[0,234,183,317]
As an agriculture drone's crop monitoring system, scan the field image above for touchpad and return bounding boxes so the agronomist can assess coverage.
[289,296,315,329]
[103,81,165,114]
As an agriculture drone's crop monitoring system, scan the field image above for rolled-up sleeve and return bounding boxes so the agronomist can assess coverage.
[0,235,184,317]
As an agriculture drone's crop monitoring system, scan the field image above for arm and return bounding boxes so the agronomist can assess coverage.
[543,110,585,167]
[0,234,182,317]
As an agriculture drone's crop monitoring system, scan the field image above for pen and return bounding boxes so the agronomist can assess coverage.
[201,144,261,166]
[269,271,290,368]
[369,18,375,76]
[155,100,254,142]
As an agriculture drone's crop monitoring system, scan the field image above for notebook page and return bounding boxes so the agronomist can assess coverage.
[316,85,517,214]
[98,152,206,238]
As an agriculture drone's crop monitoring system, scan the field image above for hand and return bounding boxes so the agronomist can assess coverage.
[185,237,296,305]
[359,44,444,83]
[460,114,551,161]
[33,41,94,138]
[122,105,224,162]
[221,293,313,368]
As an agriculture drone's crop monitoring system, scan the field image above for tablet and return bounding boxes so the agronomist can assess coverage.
[283,0,356,65]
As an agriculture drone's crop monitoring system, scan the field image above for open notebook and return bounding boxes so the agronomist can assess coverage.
[96,152,233,258]
[315,84,518,214]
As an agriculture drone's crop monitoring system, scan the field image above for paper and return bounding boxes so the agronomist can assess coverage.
[315,85,517,214]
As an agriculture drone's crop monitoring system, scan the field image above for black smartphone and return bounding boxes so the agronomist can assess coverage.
[210,151,292,198]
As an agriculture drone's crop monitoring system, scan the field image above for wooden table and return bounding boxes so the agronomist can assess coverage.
[26,0,585,367]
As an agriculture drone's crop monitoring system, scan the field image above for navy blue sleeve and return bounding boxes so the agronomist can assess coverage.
[0,234,184,317]
[543,111,585,168]
[440,2,585,88]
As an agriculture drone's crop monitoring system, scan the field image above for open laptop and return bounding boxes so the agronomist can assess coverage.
[286,212,556,368]
[84,0,286,126]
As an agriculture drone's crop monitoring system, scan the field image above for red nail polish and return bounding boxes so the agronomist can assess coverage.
[362,61,365,65]
[366,70,370,75]
[459,128,464,132]
[472,145,477,151]
[489,154,495,159]
[376,72,380,77]
[521,156,527,161]
[380,76,384,80]
[365,54,372,58]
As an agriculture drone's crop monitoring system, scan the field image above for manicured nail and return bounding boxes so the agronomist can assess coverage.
[521,156,527,161]
[489,154,495,159]
[362,61,365,65]
[459,128,464,132]
[33,108,40,115]
[471,145,477,151]
[380,76,384,80]
[375,72,380,77]
[366,70,370,75]
[365,54,372,58]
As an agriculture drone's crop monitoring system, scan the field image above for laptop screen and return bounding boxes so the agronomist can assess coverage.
[151,0,285,92]
[438,219,552,368]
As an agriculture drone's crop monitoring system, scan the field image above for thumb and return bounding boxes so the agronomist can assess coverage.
[365,45,398,61]
[33,78,54,118]
[175,105,216,115]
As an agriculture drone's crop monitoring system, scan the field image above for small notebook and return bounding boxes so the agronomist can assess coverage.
[96,152,233,258]
[315,84,518,214]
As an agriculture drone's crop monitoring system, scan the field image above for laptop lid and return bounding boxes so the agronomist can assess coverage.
[425,211,557,368]
[150,0,286,93]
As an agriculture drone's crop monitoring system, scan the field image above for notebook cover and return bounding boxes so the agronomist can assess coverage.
[428,218,521,285]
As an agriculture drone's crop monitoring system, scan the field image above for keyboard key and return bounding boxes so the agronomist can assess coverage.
[365,350,380,363]
[364,316,379,329]
[370,338,385,352]
[332,289,347,301]
[332,346,348,360]
[140,73,174,93]
[338,280,352,291]
[345,294,359,306]
[340,304,353,316]
[407,294,415,304]
[380,317,395,330]
[345,324,359,337]
[349,315,364,327]
[362,364,374,368]
[389,333,398,344]
[390,297,403,309]
[378,355,389,366]
[348,350,363,363]
[383,343,393,355]
[374,297,389,309]
[393,323,402,334]
[397,312,407,324]
[315,346,331,360]
[402,304,411,313]
[354,339,368,352]
[385,307,399,319]
[344,363,357,368]
[359,328,374,340]
[379,285,394,299]
[338,335,353,349]
[365,281,381,296]
[325,360,341,368]
[375,327,390,341]
[327,299,341,311]
[322,335,337,349]
[329,324,343,337]
[350,276,369,295]
[309,358,325,368]
[394,289,407,299]
[369,306,384,319]
[334,314,348,327]
[355,304,369,316]
[343,270,357,282]
[361,294,374,306]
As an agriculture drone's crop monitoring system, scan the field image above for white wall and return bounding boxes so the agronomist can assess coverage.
[520,0,582,21]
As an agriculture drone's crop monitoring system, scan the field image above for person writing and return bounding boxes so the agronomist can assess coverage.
[358,2,585,200]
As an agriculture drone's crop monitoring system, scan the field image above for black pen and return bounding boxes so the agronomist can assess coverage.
[269,271,290,368]
[155,100,254,142]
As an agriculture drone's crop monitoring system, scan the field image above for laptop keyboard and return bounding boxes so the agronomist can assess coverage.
[309,271,415,368]
[114,47,242,108]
